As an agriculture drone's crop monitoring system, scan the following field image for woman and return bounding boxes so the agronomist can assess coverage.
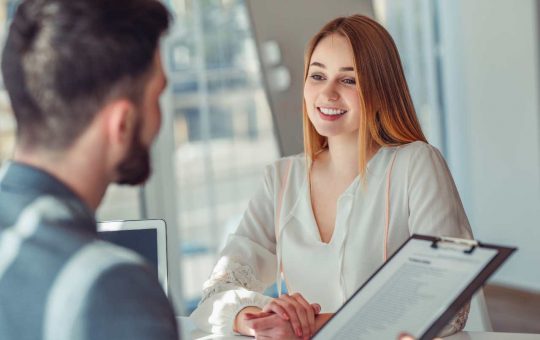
[191,14,472,339]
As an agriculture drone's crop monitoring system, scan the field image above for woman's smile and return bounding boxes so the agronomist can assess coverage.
[317,106,348,121]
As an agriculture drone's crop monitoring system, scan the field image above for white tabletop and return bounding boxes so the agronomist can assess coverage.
[177,317,540,340]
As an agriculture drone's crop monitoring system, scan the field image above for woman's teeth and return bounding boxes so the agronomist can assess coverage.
[319,107,347,115]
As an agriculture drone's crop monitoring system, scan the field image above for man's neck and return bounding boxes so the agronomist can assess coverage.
[13,146,109,212]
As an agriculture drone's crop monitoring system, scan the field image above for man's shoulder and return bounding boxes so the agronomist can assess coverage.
[51,240,147,295]
[45,240,178,340]
[82,242,179,339]
[83,240,169,310]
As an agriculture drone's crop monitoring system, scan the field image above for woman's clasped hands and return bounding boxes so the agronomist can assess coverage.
[235,293,330,340]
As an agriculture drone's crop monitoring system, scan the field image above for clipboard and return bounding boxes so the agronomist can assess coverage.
[313,234,516,340]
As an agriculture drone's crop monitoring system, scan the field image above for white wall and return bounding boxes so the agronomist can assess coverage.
[440,0,540,291]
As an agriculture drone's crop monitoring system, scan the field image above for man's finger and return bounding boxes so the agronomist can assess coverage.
[397,332,415,340]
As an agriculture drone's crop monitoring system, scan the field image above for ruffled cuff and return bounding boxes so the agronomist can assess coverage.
[438,302,470,337]
[190,289,272,335]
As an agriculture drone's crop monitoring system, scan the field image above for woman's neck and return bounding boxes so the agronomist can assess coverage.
[321,134,380,179]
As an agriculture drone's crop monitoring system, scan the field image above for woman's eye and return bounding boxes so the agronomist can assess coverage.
[310,74,325,81]
[342,78,356,85]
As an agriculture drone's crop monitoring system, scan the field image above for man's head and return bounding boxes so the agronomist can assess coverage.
[1,0,170,185]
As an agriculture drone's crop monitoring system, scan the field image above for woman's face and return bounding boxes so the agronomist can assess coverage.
[304,33,360,140]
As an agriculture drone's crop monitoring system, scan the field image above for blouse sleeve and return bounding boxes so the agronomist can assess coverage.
[190,164,281,335]
[407,143,473,239]
[407,143,474,336]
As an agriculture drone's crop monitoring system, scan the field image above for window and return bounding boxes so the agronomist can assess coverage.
[160,0,280,313]
[374,0,446,152]
[0,1,16,167]
[0,89,15,167]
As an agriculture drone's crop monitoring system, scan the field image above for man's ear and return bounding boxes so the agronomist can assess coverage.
[102,98,137,149]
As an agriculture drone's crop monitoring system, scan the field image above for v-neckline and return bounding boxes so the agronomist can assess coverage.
[305,147,385,245]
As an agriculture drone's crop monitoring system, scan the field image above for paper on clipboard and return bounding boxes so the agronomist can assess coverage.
[314,235,515,340]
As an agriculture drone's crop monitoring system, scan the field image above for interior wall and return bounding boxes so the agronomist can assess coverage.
[440,0,540,292]
[246,0,374,156]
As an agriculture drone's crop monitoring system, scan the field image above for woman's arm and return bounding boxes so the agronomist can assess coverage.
[407,142,473,239]
[190,161,293,335]
[190,163,279,334]
[406,143,473,336]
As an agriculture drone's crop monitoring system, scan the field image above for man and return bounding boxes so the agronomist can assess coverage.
[0,0,178,339]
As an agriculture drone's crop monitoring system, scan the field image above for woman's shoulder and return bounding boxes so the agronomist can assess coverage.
[261,153,306,182]
[397,140,442,159]
[265,153,306,172]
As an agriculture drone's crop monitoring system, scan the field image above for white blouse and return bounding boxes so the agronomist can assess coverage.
[190,141,473,336]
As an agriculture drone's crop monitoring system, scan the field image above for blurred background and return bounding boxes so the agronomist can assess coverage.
[0,0,538,333]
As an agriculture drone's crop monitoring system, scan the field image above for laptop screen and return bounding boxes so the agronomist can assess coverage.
[96,219,168,295]
[98,229,159,273]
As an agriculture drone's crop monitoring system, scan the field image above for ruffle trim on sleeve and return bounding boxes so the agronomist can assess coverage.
[201,261,267,304]
[438,302,470,337]
[192,288,272,335]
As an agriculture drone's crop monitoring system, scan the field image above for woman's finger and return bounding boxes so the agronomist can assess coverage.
[279,294,311,338]
[273,295,304,337]
[262,299,290,320]
[311,303,321,314]
[244,311,273,320]
[246,313,285,331]
[249,314,297,340]
[290,293,317,336]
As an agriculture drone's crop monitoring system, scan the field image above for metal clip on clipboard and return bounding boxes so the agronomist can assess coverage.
[430,236,480,254]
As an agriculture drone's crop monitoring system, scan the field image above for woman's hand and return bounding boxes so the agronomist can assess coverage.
[244,311,301,339]
[262,293,321,338]
[243,311,333,340]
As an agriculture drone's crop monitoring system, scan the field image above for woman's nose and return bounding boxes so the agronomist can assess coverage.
[320,81,339,101]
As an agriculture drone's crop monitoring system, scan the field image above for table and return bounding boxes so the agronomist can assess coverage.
[177,317,540,340]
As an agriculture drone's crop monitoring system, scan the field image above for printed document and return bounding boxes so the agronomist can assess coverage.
[315,238,497,339]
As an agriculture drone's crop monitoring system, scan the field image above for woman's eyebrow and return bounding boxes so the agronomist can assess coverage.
[309,61,354,72]
[310,61,326,68]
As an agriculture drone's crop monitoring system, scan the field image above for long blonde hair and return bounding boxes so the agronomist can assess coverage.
[303,15,427,178]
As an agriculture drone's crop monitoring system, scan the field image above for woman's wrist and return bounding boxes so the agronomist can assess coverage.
[234,306,262,335]
[314,313,334,332]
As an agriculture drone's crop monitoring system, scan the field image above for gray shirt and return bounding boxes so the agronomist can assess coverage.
[0,161,179,340]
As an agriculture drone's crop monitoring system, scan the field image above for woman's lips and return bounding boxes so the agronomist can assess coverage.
[317,106,347,121]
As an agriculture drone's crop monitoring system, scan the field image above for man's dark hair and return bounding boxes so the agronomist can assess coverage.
[1,0,171,149]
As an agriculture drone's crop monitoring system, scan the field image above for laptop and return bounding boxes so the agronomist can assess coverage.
[97,219,168,295]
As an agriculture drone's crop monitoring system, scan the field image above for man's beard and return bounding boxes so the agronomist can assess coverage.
[115,122,152,186]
